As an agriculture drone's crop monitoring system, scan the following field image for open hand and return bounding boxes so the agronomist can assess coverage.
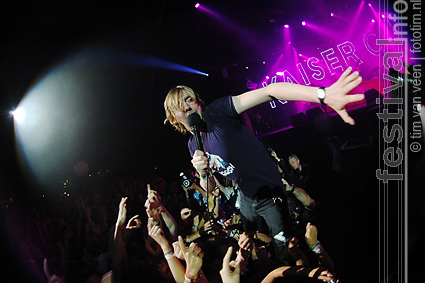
[326,67,364,125]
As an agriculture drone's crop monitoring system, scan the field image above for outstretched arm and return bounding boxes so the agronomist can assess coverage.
[232,67,363,125]
[282,179,315,210]
[261,266,336,283]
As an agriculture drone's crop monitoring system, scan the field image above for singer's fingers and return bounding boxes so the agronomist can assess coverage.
[336,67,353,83]
[193,150,206,157]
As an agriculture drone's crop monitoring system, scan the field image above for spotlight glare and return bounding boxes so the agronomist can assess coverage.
[372,19,375,22]
[381,14,385,18]
[284,24,289,28]
[195,3,200,8]
[11,108,25,123]
[301,21,306,26]
[330,13,334,17]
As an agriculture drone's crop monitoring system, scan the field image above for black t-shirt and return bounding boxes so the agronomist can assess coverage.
[188,96,282,198]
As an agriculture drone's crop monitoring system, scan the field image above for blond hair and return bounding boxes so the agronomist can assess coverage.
[163,85,206,134]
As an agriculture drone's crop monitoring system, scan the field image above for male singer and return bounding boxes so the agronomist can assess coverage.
[163,67,363,263]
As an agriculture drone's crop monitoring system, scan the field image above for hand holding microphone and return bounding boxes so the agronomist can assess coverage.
[191,150,209,178]
[188,113,209,178]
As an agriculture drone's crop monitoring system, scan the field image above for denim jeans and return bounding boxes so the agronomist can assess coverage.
[239,187,292,264]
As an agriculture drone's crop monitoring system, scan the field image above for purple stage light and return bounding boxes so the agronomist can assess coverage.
[284,24,289,28]
[368,3,372,7]
[371,19,375,23]
[381,14,385,18]
[195,3,200,8]
[330,13,334,17]
[301,21,306,26]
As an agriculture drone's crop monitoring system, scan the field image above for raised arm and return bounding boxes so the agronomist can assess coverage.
[232,67,363,125]
[147,219,186,283]
[282,179,315,210]
[305,222,335,273]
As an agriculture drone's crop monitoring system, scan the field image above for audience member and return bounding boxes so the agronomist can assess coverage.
[4,160,347,283]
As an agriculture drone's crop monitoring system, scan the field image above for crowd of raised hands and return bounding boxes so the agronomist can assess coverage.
[8,172,339,283]
[105,179,339,283]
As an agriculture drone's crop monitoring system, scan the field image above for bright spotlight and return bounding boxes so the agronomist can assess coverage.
[371,19,375,22]
[301,21,306,26]
[10,108,25,123]
[330,13,334,17]
[284,24,289,28]
[195,3,200,8]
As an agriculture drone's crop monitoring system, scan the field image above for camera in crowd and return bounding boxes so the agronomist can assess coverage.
[179,172,193,188]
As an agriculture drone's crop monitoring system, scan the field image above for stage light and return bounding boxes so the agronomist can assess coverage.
[301,21,306,26]
[195,3,200,8]
[372,19,375,22]
[381,14,385,18]
[10,108,25,123]
[284,24,289,28]
[368,3,372,7]
[330,13,334,17]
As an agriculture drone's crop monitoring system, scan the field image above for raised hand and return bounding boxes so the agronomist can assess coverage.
[220,246,242,283]
[178,236,204,280]
[305,222,318,247]
[223,214,241,231]
[145,184,161,210]
[238,232,253,254]
[147,218,169,248]
[44,258,66,283]
[116,197,128,227]
[126,215,141,230]
[172,240,185,260]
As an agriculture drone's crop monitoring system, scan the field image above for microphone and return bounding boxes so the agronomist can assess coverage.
[187,112,203,151]
[187,112,213,222]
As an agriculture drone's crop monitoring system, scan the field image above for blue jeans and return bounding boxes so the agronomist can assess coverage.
[239,187,292,264]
